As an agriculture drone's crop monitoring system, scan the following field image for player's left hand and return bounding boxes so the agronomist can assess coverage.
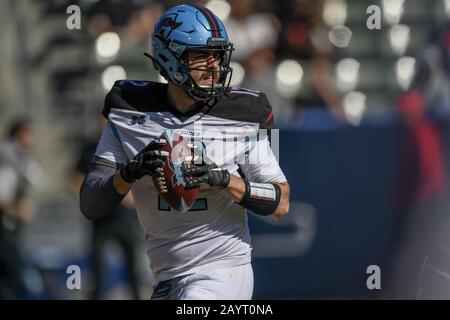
[183,162,230,189]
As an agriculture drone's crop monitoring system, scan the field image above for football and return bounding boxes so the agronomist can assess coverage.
[153,131,199,212]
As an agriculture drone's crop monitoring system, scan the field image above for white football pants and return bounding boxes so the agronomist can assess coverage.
[151,263,254,300]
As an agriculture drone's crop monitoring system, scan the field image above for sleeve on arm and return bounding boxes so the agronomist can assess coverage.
[79,161,125,220]
[79,120,128,220]
[238,92,285,183]
[239,132,287,184]
[94,121,128,166]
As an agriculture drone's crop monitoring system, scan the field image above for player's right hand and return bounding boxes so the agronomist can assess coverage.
[119,139,169,183]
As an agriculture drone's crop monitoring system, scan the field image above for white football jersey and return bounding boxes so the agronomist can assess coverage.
[94,80,286,281]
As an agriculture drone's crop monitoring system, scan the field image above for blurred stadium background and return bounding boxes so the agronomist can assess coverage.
[1,0,450,299]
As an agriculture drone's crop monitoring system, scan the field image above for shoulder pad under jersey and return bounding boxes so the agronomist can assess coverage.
[102,80,168,118]
[207,87,274,129]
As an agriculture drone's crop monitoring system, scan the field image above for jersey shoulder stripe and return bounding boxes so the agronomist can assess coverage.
[229,87,261,97]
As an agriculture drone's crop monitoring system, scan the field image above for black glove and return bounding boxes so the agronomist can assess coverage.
[183,162,230,189]
[120,139,168,183]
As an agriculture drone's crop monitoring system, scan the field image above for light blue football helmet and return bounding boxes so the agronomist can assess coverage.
[148,5,234,101]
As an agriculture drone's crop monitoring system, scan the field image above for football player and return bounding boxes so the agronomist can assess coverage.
[80,4,290,300]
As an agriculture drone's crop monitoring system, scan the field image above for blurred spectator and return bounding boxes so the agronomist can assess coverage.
[120,2,163,48]
[277,0,322,59]
[387,14,450,298]
[242,47,296,127]
[407,21,450,120]
[71,120,142,300]
[0,119,44,298]
[87,0,163,46]
[87,0,143,30]
[225,0,279,63]
[277,0,346,124]
[390,18,450,299]
[388,91,447,298]
[224,0,295,125]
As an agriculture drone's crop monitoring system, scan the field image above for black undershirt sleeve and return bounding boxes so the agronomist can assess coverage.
[79,158,125,221]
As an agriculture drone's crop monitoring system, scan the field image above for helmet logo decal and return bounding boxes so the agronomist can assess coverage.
[162,17,182,29]
[157,14,182,40]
